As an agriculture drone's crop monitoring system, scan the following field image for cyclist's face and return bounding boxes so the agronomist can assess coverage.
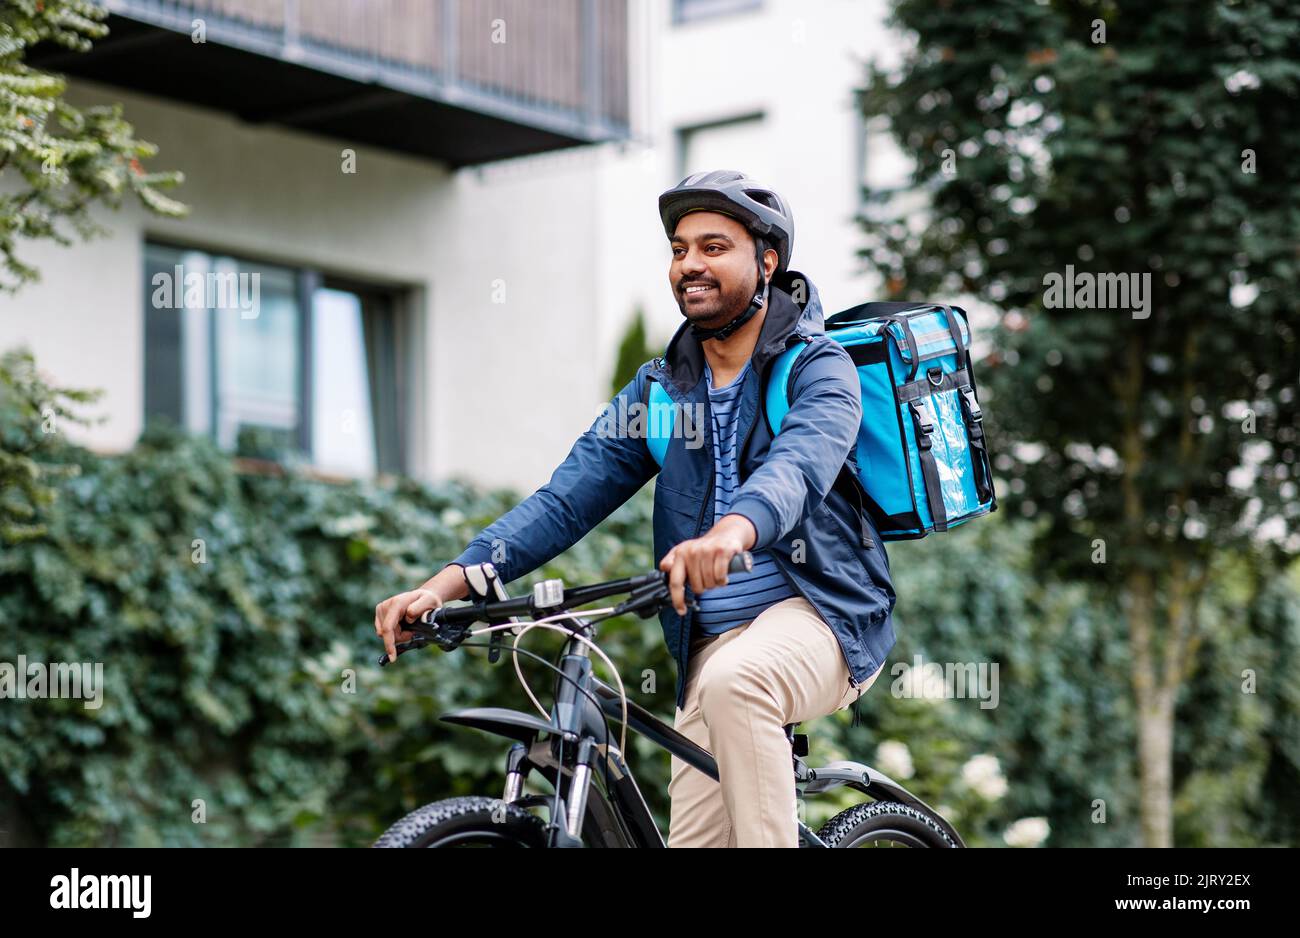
[668,211,762,326]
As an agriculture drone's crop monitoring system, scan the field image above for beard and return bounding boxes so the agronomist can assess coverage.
[675,274,755,329]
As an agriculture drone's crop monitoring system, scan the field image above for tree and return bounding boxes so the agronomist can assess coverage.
[609,305,661,398]
[0,0,187,292]
[0,346,98,543]
[858,0,1299,846]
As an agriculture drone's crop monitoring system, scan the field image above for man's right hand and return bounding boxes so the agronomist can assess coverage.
[374,588,444,664]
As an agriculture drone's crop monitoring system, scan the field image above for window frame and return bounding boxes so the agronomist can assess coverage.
[673,110,766,181]
[142,239,412,477]
[672,0,764,26]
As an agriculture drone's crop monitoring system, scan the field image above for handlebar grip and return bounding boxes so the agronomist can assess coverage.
[729,551,753,574]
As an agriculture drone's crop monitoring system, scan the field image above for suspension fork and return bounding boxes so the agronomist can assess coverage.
[503,742,528,804]
[550,623,602,841]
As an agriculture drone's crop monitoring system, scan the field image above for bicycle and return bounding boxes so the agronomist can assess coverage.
[372,553,965,848]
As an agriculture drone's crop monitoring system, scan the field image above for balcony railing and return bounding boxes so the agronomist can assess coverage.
[53,0,631,164]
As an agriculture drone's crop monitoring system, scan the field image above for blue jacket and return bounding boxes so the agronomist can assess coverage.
[452,271,897,711]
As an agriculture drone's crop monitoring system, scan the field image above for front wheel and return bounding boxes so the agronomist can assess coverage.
[373,795,549,848]
[817,801,958,848]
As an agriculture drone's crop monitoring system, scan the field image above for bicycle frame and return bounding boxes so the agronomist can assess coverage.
[436,613,967,848]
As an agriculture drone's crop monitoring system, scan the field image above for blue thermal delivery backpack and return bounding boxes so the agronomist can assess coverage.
[646,301,996,540]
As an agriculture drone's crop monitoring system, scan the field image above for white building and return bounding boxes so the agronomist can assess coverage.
[1,0,907,491]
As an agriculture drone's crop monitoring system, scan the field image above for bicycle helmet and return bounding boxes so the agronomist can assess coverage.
[659,170,795,341]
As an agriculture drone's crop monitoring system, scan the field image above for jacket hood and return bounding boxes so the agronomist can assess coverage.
[659,269,826,394]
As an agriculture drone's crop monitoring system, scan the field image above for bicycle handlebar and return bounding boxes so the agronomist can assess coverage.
[377,550,754,666]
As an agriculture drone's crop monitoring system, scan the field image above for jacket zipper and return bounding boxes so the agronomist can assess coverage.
[677,392,715,701]
[745,350,861,689]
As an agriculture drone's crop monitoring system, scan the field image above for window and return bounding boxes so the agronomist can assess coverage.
[675,112,768,183]
[143,243,408,477]
[673,0,763,26]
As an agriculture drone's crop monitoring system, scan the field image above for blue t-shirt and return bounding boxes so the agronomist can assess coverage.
[694,361,797,636]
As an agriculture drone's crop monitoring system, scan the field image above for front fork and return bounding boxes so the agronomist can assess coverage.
[503,743,527,804]
[550,642,599,842]
[500,644,602,845]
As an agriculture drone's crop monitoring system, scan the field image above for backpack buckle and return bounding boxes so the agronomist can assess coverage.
[960,387,983,422]
[909,400,935,449]
[927,366,944,387]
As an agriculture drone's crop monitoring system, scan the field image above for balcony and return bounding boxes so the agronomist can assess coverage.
[29,0,631,167]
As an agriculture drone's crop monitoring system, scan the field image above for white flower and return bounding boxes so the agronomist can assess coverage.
[1003,817,1050,848]
[960,753,1007,800]
[875,740,915,779]
[326,512,374,537]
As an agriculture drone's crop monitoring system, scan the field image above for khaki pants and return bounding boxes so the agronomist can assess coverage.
[666,596,885,848]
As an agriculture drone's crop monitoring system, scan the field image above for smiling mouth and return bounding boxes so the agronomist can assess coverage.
[682,283,716,299]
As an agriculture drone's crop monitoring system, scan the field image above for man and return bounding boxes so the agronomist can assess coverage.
[374,169,897,847]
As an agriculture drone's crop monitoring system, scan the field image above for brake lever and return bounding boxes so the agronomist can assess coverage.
[377,635,431,667]
[614,581,699,619]
[613,582,665,619]
[378,607,478,667]
[619,551,748,618]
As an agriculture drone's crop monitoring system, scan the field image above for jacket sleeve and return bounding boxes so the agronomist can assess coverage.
[447,363,661,584]
[728,338,862,550]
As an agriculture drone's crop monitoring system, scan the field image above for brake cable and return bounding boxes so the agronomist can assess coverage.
[472,608,630,756]
[450,638,619,798]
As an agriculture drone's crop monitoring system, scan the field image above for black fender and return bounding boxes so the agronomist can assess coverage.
[439,706,559,745]
[801,760,967,847]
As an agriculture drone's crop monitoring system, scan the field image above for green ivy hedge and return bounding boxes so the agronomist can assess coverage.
[0,348,673,845]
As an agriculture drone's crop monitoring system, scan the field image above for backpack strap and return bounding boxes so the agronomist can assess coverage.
[645,378,676,468]
[932,305,994,507]
[764,338,876,549]
[907,397,950,532]
[763,339,809,436]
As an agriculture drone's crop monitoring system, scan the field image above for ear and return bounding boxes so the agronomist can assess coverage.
[762,245,779,282]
